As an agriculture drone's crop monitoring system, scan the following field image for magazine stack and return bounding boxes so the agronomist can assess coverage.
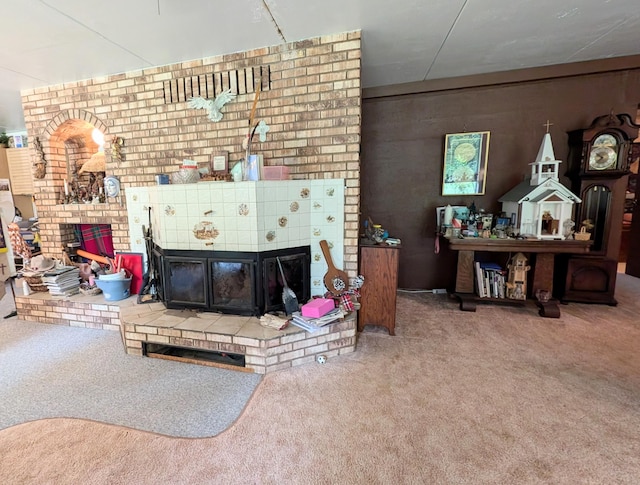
[290,308,344,333]
[41,266,81,296]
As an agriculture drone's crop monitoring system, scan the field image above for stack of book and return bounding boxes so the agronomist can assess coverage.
[474,261,506,299]
[290,308,344,333]
[42,266,81,296]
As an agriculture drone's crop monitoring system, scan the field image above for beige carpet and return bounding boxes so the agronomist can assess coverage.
[1,274,640,484]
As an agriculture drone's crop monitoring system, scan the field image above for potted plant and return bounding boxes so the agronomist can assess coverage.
[0,132,9,148]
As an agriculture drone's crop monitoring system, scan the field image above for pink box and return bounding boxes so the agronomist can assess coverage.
[263,166,289,180]
[301,298,335,318]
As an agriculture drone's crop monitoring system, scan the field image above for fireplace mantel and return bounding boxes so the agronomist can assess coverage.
[126,179,345,297]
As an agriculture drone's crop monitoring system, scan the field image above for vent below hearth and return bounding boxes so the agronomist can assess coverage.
[144,342,246,369]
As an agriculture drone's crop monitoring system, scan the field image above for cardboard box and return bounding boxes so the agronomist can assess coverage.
[301,298,335,318]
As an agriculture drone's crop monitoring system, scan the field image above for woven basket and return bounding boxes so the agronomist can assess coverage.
[23,274,43,285]
[22,274,48,292]
[24,275,47,291]
[28,282,49,292]
[29,284,49,292]
[574,227,591,241]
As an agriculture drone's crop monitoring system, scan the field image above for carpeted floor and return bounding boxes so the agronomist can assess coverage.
[1,274,639,483]
[0,285,262,438]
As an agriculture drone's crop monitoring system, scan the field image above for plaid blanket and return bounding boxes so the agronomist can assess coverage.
[77,224,114,257]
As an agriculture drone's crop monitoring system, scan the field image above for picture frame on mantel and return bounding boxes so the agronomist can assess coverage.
[210,150,229,175]
[442,131,490,196]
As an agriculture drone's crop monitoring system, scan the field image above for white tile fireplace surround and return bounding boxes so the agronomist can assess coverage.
[125,179,346,297]
[15,179,354,373]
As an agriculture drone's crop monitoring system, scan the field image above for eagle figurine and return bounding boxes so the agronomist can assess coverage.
[188,89,236,122]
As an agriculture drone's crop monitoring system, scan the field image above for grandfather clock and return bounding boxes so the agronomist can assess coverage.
[558,113,639,305]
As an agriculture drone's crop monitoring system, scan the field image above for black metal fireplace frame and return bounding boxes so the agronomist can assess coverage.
[153,244,310,316]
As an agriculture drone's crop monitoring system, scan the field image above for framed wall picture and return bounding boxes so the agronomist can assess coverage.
[442,131,490,196]
[210,151,229,175]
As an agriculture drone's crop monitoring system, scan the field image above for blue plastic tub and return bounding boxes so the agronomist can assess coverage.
[94,277,132,301]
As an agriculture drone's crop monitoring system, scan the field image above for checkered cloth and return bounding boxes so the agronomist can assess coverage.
[77,224,114,257]
[323,291,359,312]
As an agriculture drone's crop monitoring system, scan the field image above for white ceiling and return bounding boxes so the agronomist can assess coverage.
[1,0,639,133]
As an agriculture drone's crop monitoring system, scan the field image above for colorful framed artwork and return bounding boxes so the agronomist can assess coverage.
[442,131,490,196]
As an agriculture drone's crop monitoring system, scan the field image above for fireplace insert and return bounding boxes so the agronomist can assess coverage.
[155,245,310,315]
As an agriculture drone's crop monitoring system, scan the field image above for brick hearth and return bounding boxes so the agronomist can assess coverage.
[15,292,356,374]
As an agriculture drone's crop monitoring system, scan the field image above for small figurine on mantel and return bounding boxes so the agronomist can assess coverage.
[574,219,593,241]
[362,217,384,243]
[506,252,530,300]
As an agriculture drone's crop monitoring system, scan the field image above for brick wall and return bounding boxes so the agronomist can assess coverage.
[20,31,362,275]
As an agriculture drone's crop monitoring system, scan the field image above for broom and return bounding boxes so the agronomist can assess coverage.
[277,257,299,315]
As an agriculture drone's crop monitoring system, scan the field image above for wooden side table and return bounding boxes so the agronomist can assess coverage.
[445,237,592,318]
[358,243,400,335]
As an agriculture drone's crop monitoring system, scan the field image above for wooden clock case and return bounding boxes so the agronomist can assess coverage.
[556,113,640,305]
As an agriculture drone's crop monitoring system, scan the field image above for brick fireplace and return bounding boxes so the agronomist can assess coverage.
[15,31,361,371]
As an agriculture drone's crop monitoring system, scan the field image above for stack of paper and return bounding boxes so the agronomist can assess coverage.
[42,266,81,296]
[290,308,344,333]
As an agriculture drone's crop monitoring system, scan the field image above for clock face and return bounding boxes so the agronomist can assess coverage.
[593,134,617,148]
[589,134,618,170]
[589,146,617,170]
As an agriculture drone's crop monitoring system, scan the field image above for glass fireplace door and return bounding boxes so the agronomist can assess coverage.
[163,256,209,309]
[209,258,257,315]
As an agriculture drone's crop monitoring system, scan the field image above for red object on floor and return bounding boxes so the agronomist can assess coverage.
[115,253,144,295]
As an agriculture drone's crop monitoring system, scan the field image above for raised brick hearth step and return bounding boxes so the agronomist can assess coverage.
[15,292,356,374]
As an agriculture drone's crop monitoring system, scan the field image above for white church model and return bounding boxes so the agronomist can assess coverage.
[498,131,580,239]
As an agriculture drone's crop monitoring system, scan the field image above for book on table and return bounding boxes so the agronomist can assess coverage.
[474,261,506,299]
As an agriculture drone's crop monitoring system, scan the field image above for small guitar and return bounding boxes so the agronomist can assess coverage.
[319,239,349,296]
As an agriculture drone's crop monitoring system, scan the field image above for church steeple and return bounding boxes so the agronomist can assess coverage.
[530,125,561,186]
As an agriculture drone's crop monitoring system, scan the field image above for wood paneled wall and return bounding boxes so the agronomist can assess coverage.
[361,63,640,290]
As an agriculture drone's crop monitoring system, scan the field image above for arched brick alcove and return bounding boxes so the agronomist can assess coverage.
[33,110,129,259]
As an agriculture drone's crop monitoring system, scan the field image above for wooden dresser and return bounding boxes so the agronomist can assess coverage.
[358,242,400,335]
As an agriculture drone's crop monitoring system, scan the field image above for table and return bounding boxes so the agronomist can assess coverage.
[446,237,592,317]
